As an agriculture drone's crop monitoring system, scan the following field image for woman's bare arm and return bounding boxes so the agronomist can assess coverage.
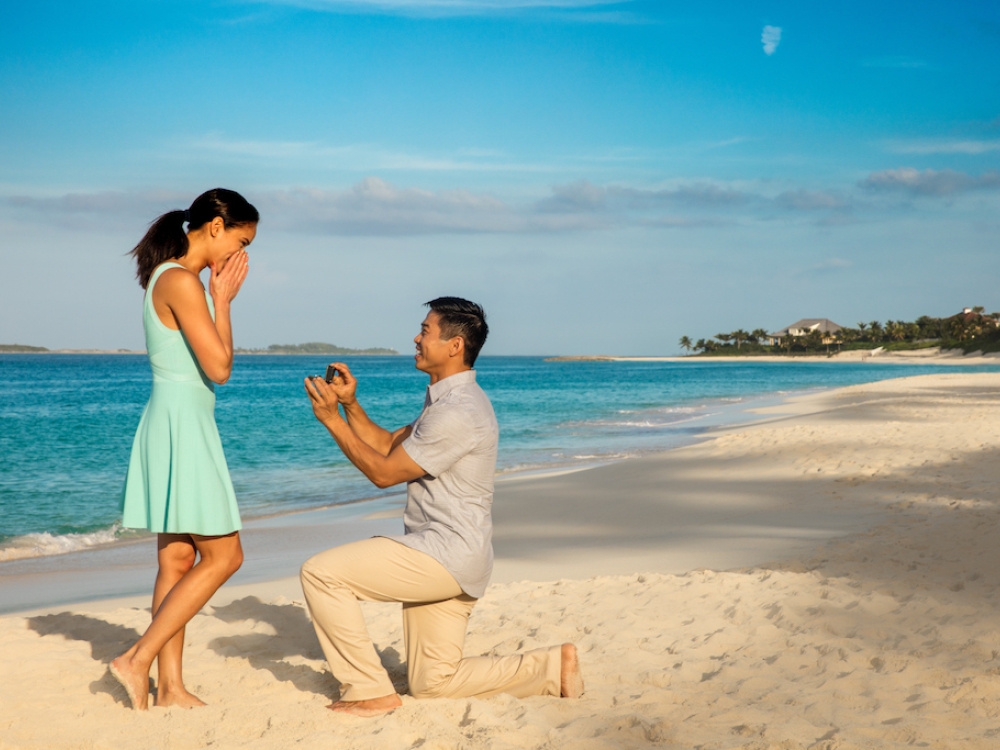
[153,251,249,384]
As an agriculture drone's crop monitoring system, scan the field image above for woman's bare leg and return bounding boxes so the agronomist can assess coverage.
[150,534,204,708]
[110,532,243,710]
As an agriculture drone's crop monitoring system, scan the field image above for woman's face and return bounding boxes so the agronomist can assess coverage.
[211,221,257,270]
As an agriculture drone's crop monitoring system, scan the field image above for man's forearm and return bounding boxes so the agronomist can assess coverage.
[341,400,395,456]
[321,413,403,488]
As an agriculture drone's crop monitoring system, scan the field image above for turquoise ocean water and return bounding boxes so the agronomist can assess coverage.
[3,354,998,561]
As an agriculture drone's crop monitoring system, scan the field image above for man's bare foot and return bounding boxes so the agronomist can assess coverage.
[109,656,150,711]
[155,686,207,708]
[561,643,585,698]
[326,693,402,717]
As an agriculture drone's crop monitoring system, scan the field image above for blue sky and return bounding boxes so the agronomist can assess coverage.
[2,0,998,354]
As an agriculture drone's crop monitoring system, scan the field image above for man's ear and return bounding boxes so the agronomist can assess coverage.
[449,336,466,360]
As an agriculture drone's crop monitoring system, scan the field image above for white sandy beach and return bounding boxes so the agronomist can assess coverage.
[3,371,1000,749]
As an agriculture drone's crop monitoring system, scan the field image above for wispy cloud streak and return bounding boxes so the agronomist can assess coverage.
[885,139,1000,155]
[190,134,554,173]
[255,0,634,17]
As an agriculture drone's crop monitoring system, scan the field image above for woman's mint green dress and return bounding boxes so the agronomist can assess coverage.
[121,262,242,536]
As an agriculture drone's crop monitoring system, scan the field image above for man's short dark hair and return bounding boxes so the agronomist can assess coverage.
[426,297,489,367]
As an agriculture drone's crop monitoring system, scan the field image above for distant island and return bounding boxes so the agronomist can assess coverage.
[236,342,400,356]
[0,344,49,353]
[1,342,398,355]
[0,344,141,354]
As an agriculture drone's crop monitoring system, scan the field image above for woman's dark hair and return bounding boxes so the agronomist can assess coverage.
[130,188,259,288]
[426,296,489,366]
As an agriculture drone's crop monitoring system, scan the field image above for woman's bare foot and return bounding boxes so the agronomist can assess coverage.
[561,643,585,698]
[109,655,150,711]
[327,693,402,717]
[155,686,207,708]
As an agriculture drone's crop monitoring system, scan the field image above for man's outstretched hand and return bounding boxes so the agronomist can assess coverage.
[305,376,342,426]
[326,362,358,407]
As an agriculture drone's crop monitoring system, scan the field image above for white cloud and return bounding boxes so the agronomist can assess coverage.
[761,25,781,56]
[860,168,1000,196]
[774,189,849,211]
[885,139,1000,155]
[9,173,946,239]
[6,189,187,215]
[536,179,756,213]
[2,178,740,236]
[4,180,604,235]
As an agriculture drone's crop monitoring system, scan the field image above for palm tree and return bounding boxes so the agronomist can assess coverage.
[715,333,732,347]
[751,328,769,345]
[804,329,824,352]
[679,336,693,353]
[830,329,845,354]
[731,329,749,350]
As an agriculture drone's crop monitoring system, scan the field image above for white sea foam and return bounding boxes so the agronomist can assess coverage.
[0,524,123,562]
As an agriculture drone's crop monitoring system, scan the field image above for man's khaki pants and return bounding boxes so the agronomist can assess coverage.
[300,537,561,702]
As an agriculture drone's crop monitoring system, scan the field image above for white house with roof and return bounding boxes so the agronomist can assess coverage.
[766,318,843,345]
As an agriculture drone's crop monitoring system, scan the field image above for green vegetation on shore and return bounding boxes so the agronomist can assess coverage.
[0,344,49,353]
[680,309,1000,356]
[236,342,400,355]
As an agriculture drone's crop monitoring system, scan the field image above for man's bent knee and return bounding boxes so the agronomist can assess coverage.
[408,666,458,700]
[300,552,349,595]
[300,555,327,586]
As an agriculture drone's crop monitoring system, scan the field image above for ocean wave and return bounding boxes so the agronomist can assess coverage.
[580,411,718,429]
[617,405,700,413]
[0,524,126,562]
[570,452,638,460]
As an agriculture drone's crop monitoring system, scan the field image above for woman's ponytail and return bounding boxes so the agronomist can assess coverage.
[129,210,190,289]
[128,188,258,289]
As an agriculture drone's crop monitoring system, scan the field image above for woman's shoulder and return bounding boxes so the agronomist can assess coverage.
[155,264,204,293]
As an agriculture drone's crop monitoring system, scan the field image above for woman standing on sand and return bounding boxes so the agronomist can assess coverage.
[110,188,258,710]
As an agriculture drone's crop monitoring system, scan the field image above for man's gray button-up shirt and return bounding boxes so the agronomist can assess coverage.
[387,369,498,599]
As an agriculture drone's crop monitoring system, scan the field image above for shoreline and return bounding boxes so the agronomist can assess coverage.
[4,370,1000,747]
[549,347,1000,364]
[7,346,999,362]
[5,354,1000,577]
[0,371,953,609]
[0,384,827,578]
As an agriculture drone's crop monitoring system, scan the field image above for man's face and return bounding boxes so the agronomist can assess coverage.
[413,311,454,374]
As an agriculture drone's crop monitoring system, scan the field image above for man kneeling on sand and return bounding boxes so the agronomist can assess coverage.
[301,297,583,717]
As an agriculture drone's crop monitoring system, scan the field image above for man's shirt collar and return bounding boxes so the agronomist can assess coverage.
[426,369,477,405]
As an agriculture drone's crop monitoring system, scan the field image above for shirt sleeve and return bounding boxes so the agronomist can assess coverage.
[402,402,479,478]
